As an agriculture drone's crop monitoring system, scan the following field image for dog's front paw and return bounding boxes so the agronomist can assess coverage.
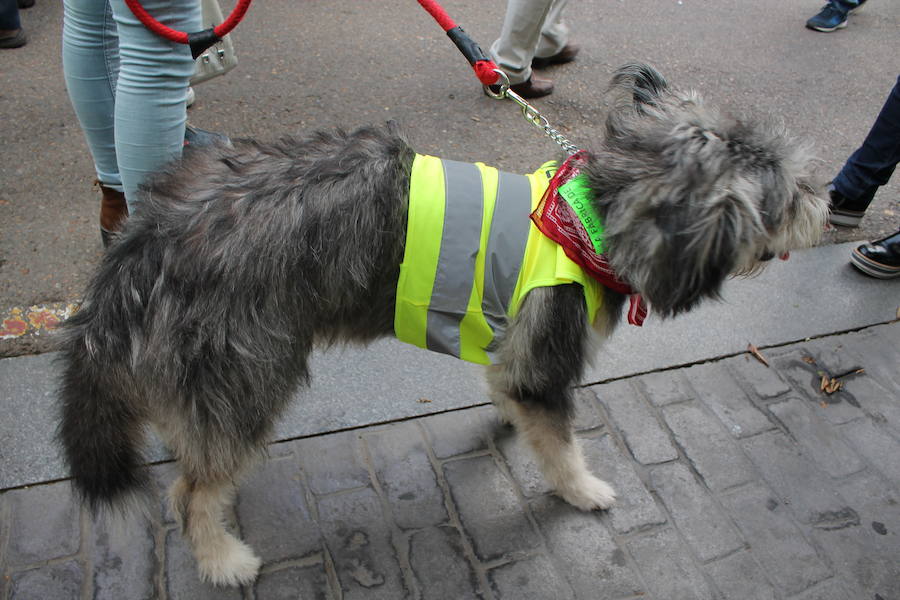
[197,535,262,587]
[557,474,616,511]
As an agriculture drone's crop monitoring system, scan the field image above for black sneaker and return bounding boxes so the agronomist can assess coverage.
[850,228,900,279]
[0,28,27,49]
[806,3,849,32]
[827,185,868,227]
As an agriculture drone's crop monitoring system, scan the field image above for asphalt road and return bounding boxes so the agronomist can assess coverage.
[1,0,898,310]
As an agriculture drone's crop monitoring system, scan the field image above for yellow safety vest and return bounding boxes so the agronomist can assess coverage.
[394,154,604,365]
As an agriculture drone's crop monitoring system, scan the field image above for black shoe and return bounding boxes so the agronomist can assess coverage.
[827,185,869,227]
[850,228,900,279]
[17,0,35,8]
[532,43,580,68]
[0,28,27,49]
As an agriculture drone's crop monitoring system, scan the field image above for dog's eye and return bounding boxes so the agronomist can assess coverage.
[759,249,775,261]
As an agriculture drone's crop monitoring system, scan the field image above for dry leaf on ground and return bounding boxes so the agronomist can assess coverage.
[747,343,769,367]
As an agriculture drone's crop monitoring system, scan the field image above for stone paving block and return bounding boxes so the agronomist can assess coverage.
[840,373,900,433]
[594,380,678,465]
[530,495,643,599]
[809,523,900,600]
[4,481,80,567]
[837,324,900,390]
[809,472,900,600]
[789,578,861,600]
[408,526,480,600]
[254,564,331,600]
[838,419,900,484]
[705,551,776,600]
[495,434,552,498]
[724,354,791,400]
[8,560,84,600]
[442,455,540,561]
[649,462,743,562]
[804,336,868,379]
[571,387,606,431]
[364,423,447,530]
[770,350,864,425]
[686,362,774,438]
[769,398,865,478]
[720,485,830,595]
[581,435,666,535]
[420,405,500,459]
[742,430,855,527]
[317,487,407,600]
[150,462,180,525]
[236,457,321,564]
[834,470,900,519]
[632,370,694,406]
[90,512,156,600]
[164,528,243,600]
[625,528,717,600]
[295,431,371,496]
[661,401,756,492]
[487,555,574,600]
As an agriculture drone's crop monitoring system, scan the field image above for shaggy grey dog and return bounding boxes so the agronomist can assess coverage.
[58,63,828,586]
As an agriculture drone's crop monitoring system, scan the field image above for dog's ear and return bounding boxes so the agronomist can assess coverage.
[632,188,763,317]
[593,163,766,319]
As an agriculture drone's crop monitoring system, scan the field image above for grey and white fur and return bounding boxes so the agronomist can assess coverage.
[57,63,828,586]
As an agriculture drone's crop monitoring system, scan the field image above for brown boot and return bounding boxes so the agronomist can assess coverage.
[97,182,129,248]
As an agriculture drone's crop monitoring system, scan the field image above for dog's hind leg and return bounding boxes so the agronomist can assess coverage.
[169,471,261,587]
[488,285,616,511]
[158,411,267,586]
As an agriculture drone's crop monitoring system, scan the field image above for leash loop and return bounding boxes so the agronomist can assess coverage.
[486,70,581,155]
[124,0,252,59]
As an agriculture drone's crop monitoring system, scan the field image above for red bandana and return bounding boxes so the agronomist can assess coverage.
[530,151,648,326]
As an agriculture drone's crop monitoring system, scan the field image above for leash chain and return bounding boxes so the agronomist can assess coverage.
[485,70,580,156]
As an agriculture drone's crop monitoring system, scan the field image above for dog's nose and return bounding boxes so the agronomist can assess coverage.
[760,250,775,261]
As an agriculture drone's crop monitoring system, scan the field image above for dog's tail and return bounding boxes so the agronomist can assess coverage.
[56,251,153,512]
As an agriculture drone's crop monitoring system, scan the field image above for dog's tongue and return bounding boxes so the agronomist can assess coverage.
[780,252,790,261]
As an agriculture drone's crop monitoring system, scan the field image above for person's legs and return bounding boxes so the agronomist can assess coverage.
[832,76,900,215]
[534,0,571,60]
[1,0,26,48]
[0,0,21,30]
[107,0,199,213]
[489,0,554,85]
[63,0,121,191]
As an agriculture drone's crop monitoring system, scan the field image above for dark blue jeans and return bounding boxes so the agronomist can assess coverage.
[833,75,900,208]
[0,0,21,30]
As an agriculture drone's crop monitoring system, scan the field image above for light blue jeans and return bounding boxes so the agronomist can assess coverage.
[62,0,200,213]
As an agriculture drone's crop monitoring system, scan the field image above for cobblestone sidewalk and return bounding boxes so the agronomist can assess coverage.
[1,323,898,600]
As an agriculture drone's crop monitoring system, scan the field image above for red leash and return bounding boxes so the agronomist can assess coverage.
[415,0,500,86]
[124,0,252,59]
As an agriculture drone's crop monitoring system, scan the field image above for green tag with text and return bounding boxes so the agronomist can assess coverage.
[558,175,604,254]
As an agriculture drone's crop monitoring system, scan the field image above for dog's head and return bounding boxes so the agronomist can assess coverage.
[583,63,829,318]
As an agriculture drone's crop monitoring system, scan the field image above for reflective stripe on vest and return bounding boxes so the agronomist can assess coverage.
[395,154,604,365]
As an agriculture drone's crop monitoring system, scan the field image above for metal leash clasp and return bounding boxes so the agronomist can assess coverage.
[484,69,580,156]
